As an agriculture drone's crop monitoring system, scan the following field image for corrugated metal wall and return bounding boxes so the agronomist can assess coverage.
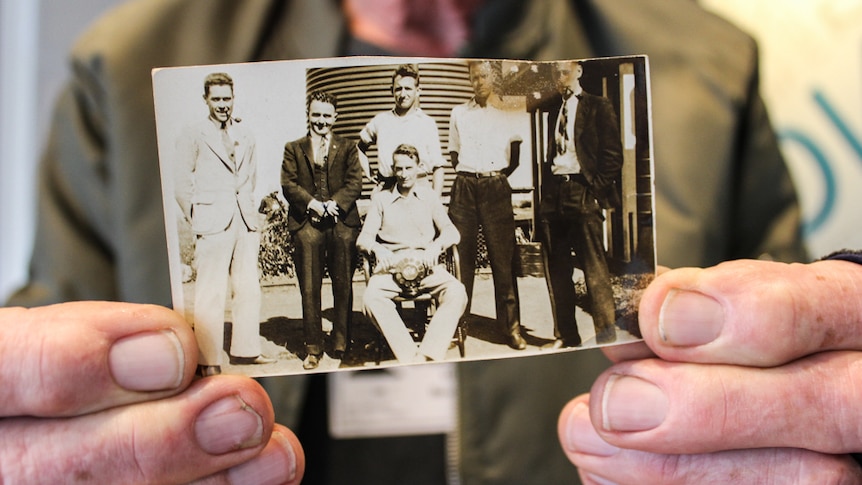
[304,58,653,266]
[307,62,473,198]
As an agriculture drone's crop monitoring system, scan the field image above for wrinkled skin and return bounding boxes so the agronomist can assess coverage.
[0,302,305,484]
[559,260,862,484]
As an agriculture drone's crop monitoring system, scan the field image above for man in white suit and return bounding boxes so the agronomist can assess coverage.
[174,72,273,375]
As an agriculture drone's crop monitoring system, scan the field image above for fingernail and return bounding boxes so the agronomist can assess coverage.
[563,402,619,456]
[109,330,184,391]
[195,395,264,455]
[228,431,298,485]
[601,375,667,432]
[658,289,724,346]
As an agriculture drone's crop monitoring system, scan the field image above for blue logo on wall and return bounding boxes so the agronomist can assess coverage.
[777,90,855,236]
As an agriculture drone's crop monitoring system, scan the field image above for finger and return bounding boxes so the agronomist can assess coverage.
[639,259,862,366]
[597,265,667,364]
[227,424,304,485]
[0,302,197,417]
[193,424,305,485]
[601,341,654,363]
[587,353,862,455]
[559,395,862,485]
[0,376,297,484]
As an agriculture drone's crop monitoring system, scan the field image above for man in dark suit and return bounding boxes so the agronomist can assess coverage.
[174,72,273,375]
[281,90,363,370]
[539,60,623,348]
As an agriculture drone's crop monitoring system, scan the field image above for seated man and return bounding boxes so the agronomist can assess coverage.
[357,144,468,363]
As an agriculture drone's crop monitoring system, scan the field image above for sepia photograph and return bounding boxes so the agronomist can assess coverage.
[152,55,655,377]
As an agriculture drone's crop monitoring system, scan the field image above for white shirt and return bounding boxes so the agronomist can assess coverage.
[448,99,525,173]
[359,108,445,177]
[309,132,330,166]
[552,89,583,175]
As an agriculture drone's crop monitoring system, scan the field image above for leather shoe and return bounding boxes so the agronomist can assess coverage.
[542,338,582,350]
[595,326,617,345]
[303,353,320,370]
[541,339,565,350]
[229,354,277,366]
[504,330,527,350]
[596,331,617,345]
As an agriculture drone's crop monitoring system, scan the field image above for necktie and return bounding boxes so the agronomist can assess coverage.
[556,96,570,156]
[316,136,328,167]
[555,87,578,157]
[220,122,236,164]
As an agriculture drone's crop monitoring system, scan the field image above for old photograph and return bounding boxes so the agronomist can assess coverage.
[152,55,655,377]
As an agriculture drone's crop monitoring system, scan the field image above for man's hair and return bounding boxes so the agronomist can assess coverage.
[553,60,583,72]
[306,90,338,112]
[468,60,502,79]
[203,72,233,96]
[467,60,503,97]
[392,64,420,87]
[392,143,420,164]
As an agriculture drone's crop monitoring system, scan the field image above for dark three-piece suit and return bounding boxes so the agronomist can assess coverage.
[281,133,363,357]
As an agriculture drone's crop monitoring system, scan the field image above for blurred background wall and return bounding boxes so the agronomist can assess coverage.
[2,1,861,302]
[0,0,123,301]
[701,0,862,258]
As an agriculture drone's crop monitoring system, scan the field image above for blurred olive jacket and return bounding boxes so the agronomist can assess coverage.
[9,0,807,483]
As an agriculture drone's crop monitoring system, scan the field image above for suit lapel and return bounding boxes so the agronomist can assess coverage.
[234,132,250,172]
[298,136,319,193]
[201,123,236,173]
[574,95,589,144]
[574,95,598,180]
[299,136,315,172]
[326,137,340,177]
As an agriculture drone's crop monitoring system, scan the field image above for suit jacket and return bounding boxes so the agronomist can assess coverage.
[281,134,363,231]
[543,91,623,211]
[174,118,259,235]
[8,1,808,483]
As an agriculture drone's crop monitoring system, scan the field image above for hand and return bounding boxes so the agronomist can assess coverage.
[503,136,522,177]
[373,245,397,272]
[0,302,304,484]
[323,200,340,218]
[558,259,862,483]
[422,243,442,268]
[307,199,326,217]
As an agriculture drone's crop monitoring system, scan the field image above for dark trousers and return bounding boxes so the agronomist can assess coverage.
[292,220,358,355]
[448,173,520,333]
[538,179,615,344]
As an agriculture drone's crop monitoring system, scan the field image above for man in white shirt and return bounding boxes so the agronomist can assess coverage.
[357,143,466,362]
[448,60,525,350]
[358,64,446,195]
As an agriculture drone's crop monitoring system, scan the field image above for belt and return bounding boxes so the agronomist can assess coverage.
[376,173,427,184]
[553,173,587,184]
[457,170,503,178]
